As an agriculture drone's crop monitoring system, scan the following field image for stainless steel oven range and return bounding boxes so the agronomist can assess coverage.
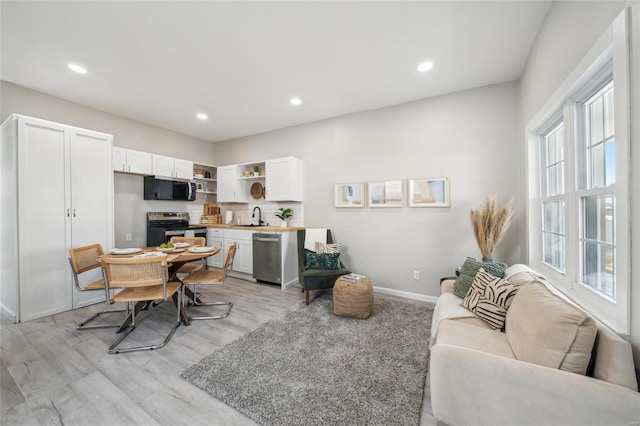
[146,212,207,247]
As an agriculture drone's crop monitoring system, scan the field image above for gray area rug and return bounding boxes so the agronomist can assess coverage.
[182,292,434,426]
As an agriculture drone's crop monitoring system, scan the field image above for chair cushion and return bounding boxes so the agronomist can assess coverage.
[182,269,225,284]
[84,278,106,291]
[112,282,181,303]
[177,263,204,274]
[302,267,350,278]
[506,282,597,375]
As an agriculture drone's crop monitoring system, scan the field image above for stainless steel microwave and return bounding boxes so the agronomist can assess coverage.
[143,176,196,201]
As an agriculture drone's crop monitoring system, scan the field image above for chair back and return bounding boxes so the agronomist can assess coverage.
[69,243,104,274]
[101,256,171,300]
[69,244,104,290]
[222,242,238,277]
[170,236,205,247]
[297,229,334,272]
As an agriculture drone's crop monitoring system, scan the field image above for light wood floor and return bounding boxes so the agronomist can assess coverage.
[1,278,440,425]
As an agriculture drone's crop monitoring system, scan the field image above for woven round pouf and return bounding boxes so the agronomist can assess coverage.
[333,276,374,319]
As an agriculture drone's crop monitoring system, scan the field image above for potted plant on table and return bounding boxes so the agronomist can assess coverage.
[275,208,293,228]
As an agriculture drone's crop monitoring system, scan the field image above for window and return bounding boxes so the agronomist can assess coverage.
[526,9,630,335]
[541,123,565,272]
[578,81,616,299]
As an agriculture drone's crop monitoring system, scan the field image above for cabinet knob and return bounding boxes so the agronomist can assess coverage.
[66,208,70,217]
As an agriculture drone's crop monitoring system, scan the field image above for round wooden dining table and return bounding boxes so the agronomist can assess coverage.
[100,246,221,331]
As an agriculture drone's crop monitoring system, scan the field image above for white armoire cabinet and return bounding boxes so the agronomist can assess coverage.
[0,114,114,322]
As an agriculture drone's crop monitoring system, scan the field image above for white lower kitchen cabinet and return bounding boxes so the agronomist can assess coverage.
[224,229,254,275]
[206,228,224,268]
[0,114,114,322]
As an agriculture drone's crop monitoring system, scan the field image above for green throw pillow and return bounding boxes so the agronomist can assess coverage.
[305,252,340,270]
[453,257,507,298]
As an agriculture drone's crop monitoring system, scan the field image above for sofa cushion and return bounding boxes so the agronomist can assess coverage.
[506,282,597,375]
[453,257,507,298]
[461,269,521,330]
[436,319,516,359]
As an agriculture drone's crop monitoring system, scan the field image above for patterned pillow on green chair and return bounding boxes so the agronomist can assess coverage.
[305,252,340,270]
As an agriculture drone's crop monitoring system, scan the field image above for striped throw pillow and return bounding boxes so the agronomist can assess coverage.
[315,242,341,254]
[461,268,521,330]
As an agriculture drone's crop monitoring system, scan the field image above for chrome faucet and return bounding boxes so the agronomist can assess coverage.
[252,206,264,226]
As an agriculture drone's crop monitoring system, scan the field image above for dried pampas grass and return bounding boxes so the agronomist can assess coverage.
[469,195,514,261]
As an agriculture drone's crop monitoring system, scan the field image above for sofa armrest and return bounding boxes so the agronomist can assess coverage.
[431,343,640,426]
[441,279,455,295]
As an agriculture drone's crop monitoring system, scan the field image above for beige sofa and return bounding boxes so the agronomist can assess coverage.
[429,264,640,426]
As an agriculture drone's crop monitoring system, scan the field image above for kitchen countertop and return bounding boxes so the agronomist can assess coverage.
[196,224,304,232]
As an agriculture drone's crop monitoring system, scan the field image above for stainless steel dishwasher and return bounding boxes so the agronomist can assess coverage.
[253,233,282,284]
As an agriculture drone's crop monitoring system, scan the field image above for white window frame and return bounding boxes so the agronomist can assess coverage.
[525,10,630,335]
[539,119,566,274]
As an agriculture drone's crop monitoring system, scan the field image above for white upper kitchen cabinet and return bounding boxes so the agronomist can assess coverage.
[152,154,193,180]
[0,114,114,322]
[112,147,153,175]
[265,157,303,201]
[218,165,248,203]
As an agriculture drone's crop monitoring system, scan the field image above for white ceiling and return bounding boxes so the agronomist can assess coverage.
[1,1,551,143]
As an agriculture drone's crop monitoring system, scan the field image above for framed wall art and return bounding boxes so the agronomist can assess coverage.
[408,177,450,207]
[334,182,365,208]
[367,179,404,208]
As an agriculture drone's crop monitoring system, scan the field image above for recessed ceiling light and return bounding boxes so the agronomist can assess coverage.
[417,61,434,73]
[290,97,302,106]
[196,113,208,120]
[68,63,87,74]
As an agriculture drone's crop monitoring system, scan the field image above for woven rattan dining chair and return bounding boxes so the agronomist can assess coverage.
[68,244,125,329]
[170,236,206,275]
[180,242,237,320]
[100,255,182,354]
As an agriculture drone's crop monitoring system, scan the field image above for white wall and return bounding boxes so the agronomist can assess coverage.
[0,81,217,248]
[517,1,640,372]
[213,82,521,298]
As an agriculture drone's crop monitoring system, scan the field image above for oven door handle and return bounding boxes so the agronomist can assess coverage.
[165,230,186,236]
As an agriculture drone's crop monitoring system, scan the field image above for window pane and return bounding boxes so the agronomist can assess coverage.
[605,140,616,186]
[582,241,615,299]
[543,201,565,234]
[543,200,565,273]
[547,163,564,196]
[590,144,605,188]
[589,96,604,145]
[582,195,614,244]
[543,233,565,272]
[547,132,557,164]
[604,88,614,139]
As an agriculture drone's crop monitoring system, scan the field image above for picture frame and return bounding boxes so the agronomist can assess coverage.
[367,179,404,208]
[407,177,450,207]
[334,182,365,208]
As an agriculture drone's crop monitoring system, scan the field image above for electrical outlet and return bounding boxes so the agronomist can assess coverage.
[413,270,420,280]
[125,233,132,241]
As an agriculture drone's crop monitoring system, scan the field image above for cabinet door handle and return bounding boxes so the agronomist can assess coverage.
[66,208,70,217]
[128,165,131,172]
[73,208,76,217]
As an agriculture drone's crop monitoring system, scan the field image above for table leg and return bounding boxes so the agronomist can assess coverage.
[173,292,190,326]
[117,301,148,333]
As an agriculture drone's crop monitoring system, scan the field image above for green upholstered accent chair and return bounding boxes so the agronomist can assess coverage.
[297,229,350,305]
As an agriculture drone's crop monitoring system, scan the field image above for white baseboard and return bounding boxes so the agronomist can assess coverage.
[0,303,17,323]
[372,286,439,304]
